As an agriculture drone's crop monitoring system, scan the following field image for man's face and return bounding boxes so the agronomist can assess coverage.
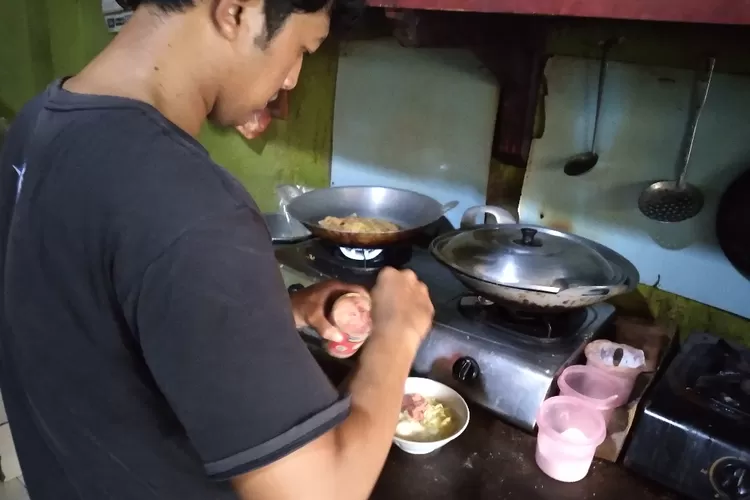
[209,0,330,136]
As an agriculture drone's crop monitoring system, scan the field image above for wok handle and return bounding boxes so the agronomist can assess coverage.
[441,201,459,214]
[299,326,322,340]
[460,205,517,229]
[275,184,304,204]
[579,286,611,297]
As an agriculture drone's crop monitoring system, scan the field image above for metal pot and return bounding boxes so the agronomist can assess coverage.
[278,184,458,248]
[430,205,639,311]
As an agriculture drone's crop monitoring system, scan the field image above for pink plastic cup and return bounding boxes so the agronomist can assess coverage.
[535,396,607,483]
[557,365,626,424]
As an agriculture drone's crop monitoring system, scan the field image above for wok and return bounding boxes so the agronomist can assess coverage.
[716,167,750,279]
[281,185,458,248]
[430,206,640,312]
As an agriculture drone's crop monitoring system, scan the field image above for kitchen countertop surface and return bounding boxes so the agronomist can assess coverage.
[310,343,676,499]
[371,404,677,500]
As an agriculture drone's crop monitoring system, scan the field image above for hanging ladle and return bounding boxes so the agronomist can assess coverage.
[637,57,714,223]
[564,37,621,176]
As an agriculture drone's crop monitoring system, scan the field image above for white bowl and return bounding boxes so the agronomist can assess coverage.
[393,377,470,455]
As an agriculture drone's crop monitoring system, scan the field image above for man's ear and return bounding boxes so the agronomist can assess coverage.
[212,0,263,41]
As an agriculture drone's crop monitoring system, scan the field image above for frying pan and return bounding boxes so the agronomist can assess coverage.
[716,167,750,279]
[281,185,458,248]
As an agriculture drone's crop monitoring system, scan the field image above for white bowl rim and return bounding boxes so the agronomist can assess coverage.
[393,377,471,446]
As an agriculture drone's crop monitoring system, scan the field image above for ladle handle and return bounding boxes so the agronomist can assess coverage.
[678,57,715,187]
[589,38,621,153]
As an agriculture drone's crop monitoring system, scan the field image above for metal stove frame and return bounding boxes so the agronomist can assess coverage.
[275,240,616,431]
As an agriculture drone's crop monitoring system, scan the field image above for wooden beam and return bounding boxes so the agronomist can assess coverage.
[368,0,750,26]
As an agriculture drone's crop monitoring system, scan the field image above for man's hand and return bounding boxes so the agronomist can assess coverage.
[289,280,368,342]
[369,267,433,351]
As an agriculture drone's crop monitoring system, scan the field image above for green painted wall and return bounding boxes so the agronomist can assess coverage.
[0,0,335,211]
[0,0,53,114]
[199,41,338,210]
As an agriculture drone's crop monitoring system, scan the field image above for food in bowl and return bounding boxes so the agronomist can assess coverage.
[393,378,470,455]
[395,393,457,442]
[318,214,400,233]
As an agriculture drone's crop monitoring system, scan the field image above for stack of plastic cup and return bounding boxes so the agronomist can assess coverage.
[535,396,607,482]
[557,365,629,424]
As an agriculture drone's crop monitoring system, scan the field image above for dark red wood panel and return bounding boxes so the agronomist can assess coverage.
[368,0,750,26]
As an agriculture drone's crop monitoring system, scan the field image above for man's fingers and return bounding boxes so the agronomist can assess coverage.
[309,315,344,343]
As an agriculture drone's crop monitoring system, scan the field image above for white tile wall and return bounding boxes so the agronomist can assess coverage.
[0,392,6,425]
[520,56,750,319]
[0,425,21,482]
[0,479,28,500]
[0,393,22,483]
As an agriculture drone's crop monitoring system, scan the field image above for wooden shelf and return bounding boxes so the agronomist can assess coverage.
[367,0,750,26]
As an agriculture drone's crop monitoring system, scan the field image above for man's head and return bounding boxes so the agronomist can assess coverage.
[120,0,360,130]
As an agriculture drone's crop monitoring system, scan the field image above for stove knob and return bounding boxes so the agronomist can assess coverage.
[452,357,480,383]
[287,284,305,293]
[710,458,750,500]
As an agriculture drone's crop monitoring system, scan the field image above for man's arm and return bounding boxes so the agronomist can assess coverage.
[133,206,433,499]
[231,289,426,500]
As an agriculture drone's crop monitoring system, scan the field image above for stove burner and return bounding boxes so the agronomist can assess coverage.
[306,240,412,277]
[339,247,383,261]
[686,339,750,419]
[457,295,586,342]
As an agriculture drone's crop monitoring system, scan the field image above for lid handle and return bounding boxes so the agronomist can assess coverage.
[514,227,542,247]
[521,228,537,246]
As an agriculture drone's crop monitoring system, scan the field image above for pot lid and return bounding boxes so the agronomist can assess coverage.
[432,225,621,293]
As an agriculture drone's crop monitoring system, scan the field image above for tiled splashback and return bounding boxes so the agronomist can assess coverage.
[330,39,499,229]
[520,56,750,319]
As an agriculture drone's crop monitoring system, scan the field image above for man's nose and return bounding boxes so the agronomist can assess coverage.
[282,58,303,90]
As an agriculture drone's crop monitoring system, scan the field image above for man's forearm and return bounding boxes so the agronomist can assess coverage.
[330,331,420,499]
[231,331,421,500]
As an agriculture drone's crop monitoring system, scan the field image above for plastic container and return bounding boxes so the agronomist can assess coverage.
[325,338,366,358]
[557,365,627,424]
[330,292,372,342]
[535,396,607,482]
[585,340,646,403]
[325,292,372,359]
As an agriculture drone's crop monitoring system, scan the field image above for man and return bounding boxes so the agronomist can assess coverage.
[0,0,435,499]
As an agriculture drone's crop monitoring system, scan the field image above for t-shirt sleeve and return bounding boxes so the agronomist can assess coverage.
[134,205,350,480]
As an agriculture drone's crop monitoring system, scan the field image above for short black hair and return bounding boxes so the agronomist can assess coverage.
[117,0,363,40]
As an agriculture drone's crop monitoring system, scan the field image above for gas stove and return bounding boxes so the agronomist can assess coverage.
[275,239,615,432]
[624,333,750,500]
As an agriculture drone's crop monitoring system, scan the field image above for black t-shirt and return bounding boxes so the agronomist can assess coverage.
[0,81,349,499]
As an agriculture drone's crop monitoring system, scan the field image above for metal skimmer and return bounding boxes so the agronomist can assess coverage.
[638,57,715,223]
